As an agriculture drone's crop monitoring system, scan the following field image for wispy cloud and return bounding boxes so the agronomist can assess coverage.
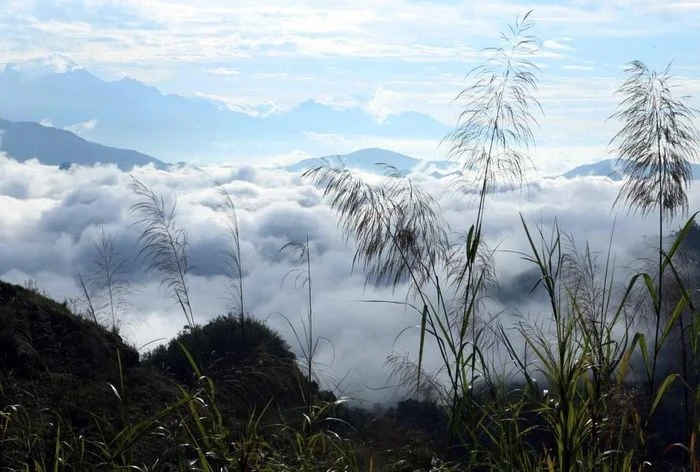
[66,119,98,136]
[543,39,574,51]
[560,64,595,71]
[205,67,240,76]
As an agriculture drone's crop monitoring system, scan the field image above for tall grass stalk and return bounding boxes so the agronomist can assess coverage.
[74,270,98,324]
[626,215,700,461]
[304,11,542,454]
[609,61,699,422]
[217,183,246,325]
[662,216,700,441]
[75,225,129,331]
[129,176,195,328]
[444,9,541,446]
[279,236,333,420]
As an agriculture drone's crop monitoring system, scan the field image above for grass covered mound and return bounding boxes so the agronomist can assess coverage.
[144,315,315,423]
[0,281,432,471]
[0,281,138,378]
[0,281,321,469]
[0,281,177,467]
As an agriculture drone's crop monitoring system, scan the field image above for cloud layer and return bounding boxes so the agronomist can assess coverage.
[2,154,696,402]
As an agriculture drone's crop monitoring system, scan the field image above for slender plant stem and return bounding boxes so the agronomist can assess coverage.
[306,234,314,418]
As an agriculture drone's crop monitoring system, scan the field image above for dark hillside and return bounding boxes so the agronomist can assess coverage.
[0,281,180,466]
[0,280,363,469]
[0,280,138,378]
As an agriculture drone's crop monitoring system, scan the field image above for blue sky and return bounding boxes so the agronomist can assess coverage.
[1,0,699,170]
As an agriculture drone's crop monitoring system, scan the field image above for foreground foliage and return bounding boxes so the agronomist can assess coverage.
[2,216,700,471]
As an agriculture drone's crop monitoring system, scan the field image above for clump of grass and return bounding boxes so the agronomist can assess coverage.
[75,225,129,331]
[501,217,640,471]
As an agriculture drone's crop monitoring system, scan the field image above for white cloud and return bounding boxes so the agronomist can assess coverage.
[543,39,574,50]
[0,0,699,400]
[561,64,595,71]
[366,87,403,124]
[5,54,80,76]
[1,155,697,401]
[205,67,240,76]
[3,0,691,77]
[0,0,696,162]
[65,118,98,136]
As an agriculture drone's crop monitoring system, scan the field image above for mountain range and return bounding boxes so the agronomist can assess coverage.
[3,114,699,184]
[283,147,456,176]
[0,65,451,163]
[560,159,700,180]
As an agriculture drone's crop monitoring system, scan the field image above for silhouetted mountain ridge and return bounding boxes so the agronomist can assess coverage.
[0,117,166,170]
[559,158,700,180]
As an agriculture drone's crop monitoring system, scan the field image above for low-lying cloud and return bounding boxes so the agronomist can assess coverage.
[1,153,695,403]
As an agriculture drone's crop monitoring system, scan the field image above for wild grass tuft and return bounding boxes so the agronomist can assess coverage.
[129,176,195,328]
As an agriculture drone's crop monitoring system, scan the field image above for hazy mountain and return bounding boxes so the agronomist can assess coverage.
[560,159,624,180]
[0,65,451,162]
[0,118,165,171]
[285,148,456,176]
[268,100,449,137]
[560,159,700,180]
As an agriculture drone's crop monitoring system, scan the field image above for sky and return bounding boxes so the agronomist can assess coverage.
[1,1,699,402]
[1,0,700,171]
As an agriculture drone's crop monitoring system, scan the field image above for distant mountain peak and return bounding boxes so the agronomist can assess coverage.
[0,116,166,171]
[558,158,700,181]
[560,159,623,180]
[297,98,322,108]
[116,76,145,87]
[284,147,456,176]
[61,68,96,78]
[114,75,154,89]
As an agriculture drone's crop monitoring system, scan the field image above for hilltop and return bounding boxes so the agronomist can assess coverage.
[0,117,166,171]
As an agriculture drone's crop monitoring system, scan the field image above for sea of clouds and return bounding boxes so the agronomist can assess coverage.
[1,154,696,403]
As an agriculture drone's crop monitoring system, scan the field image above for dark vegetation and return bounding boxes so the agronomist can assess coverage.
[2,11,700,471]
[0,281,450,470]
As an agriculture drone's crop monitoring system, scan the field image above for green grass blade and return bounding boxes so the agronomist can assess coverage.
[650,374,679,415]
